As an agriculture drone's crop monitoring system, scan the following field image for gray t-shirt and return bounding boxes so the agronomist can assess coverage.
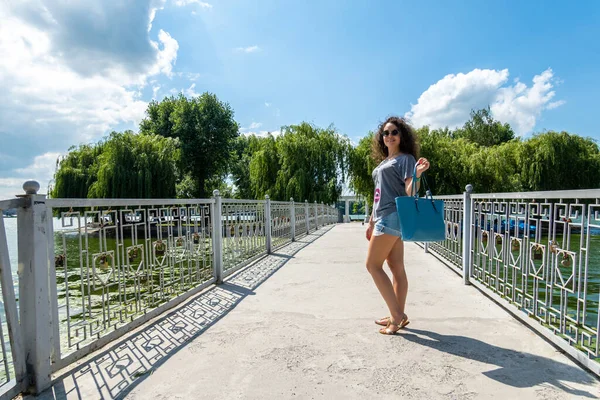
[372,153,416,221]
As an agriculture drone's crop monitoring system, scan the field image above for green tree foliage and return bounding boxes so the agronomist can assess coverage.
[349,108,600,197]
[52,143,105,198]
[519,131,600,191]
[140,93,239,198]
[271,123,351,203]
[347,132,377,207]
[230,134,275,199]
[237,123,350,203]
[52,131,179,198]
[249,134,280,199]
[453,107,515,147]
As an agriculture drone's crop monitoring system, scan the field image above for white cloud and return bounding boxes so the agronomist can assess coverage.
[265,102,271,108]
[547,100,566,110]
[0,152,60,198]
[149,30,179,78]
[242,130,281,138]
[174,0,212,8]
[240,122,279,138]
[0,1,179,199]
[248,122,263,130]
[184,83,199,97]
[0,178,25,200]
[152,85,161,99]
[404,68,564,135]
[235,45,260,53]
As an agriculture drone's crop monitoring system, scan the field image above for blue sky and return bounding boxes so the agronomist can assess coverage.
[1,0,599,198]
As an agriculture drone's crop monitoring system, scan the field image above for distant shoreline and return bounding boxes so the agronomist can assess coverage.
[1,208,16,217]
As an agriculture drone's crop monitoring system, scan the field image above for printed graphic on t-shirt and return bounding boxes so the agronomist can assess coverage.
[374,188,381,204]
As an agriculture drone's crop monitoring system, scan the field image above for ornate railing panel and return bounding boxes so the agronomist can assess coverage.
[3,185,341,396]
[428,195,464,269]
[420,188,600,370]
[221,199,266,273]
[471,192,600,362]
[46,199,214,359]
[294,204,308,237]
[270,201,292,250]
[308,209,316,231]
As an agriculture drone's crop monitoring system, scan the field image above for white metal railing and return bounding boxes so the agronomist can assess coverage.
[0,182,338,396]
[0,198,27,400]
[421,185,600,376]
[294,201,308,238]
[270,200,293,251]
[220,197,267,277]
[47,198,215,373]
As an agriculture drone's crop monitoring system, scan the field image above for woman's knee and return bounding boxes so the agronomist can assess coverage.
[366,260,383,274]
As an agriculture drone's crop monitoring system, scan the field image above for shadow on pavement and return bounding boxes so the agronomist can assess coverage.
[400,328,599,398]
[29,227,334,400]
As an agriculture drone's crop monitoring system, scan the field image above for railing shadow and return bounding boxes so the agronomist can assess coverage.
[29,226,334,400]
[399,328,599,398]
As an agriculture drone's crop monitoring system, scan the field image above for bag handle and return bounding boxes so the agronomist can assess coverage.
[411,163,433,198]
[411,163,438,210]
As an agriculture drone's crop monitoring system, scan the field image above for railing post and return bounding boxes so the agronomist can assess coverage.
[462,184,474,285]
[265,195,272,253]
[17,181,52,393]
[212,190,224,284]
[305,200,310,233]
[290,197,295,241]
[314,201,319,229]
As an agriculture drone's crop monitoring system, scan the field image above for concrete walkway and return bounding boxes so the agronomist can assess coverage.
[33,223,599,399]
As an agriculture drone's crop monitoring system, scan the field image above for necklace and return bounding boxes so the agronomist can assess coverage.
[386,151,401,160]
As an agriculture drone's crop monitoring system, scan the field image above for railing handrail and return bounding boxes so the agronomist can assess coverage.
[471,188,600,200]
[0,198,25,210]
[46,198,215,207]
[221,198,265,205]
[433,194,464,200]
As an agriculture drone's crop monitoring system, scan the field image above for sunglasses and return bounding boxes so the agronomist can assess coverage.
[382,129,399,137]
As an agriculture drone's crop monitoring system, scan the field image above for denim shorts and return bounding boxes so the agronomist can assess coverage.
[373,212,402,238]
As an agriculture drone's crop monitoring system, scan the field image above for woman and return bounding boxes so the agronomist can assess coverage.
[366,116,430,335]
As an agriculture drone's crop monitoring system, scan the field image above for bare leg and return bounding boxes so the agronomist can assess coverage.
[374,239,409,327]
[366,233,404,332]
[387,239,408,314]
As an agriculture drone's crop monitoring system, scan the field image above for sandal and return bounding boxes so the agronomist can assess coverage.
[375,314,410,328]
[379,318,401,335]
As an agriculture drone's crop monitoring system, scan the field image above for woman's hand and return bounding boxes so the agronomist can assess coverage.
[415,157,430,178]
[366,224,373,241]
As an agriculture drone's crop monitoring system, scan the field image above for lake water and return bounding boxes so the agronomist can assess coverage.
[3,217,18,297]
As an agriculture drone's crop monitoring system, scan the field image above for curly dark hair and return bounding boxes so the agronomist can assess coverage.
[372,116,419,162]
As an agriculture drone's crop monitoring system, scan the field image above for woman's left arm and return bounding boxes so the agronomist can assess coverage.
[404,157,430,196]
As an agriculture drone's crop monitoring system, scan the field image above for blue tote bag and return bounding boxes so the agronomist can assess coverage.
[394,167,445,242]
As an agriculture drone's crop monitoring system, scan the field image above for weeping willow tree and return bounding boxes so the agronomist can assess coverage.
[248,134,280,199]
[232,123,351,203]
[51,143,106,198]
[273,122,351,203]
[348,109,600,196]
[347,132,377,208]
[52,131,180,198]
